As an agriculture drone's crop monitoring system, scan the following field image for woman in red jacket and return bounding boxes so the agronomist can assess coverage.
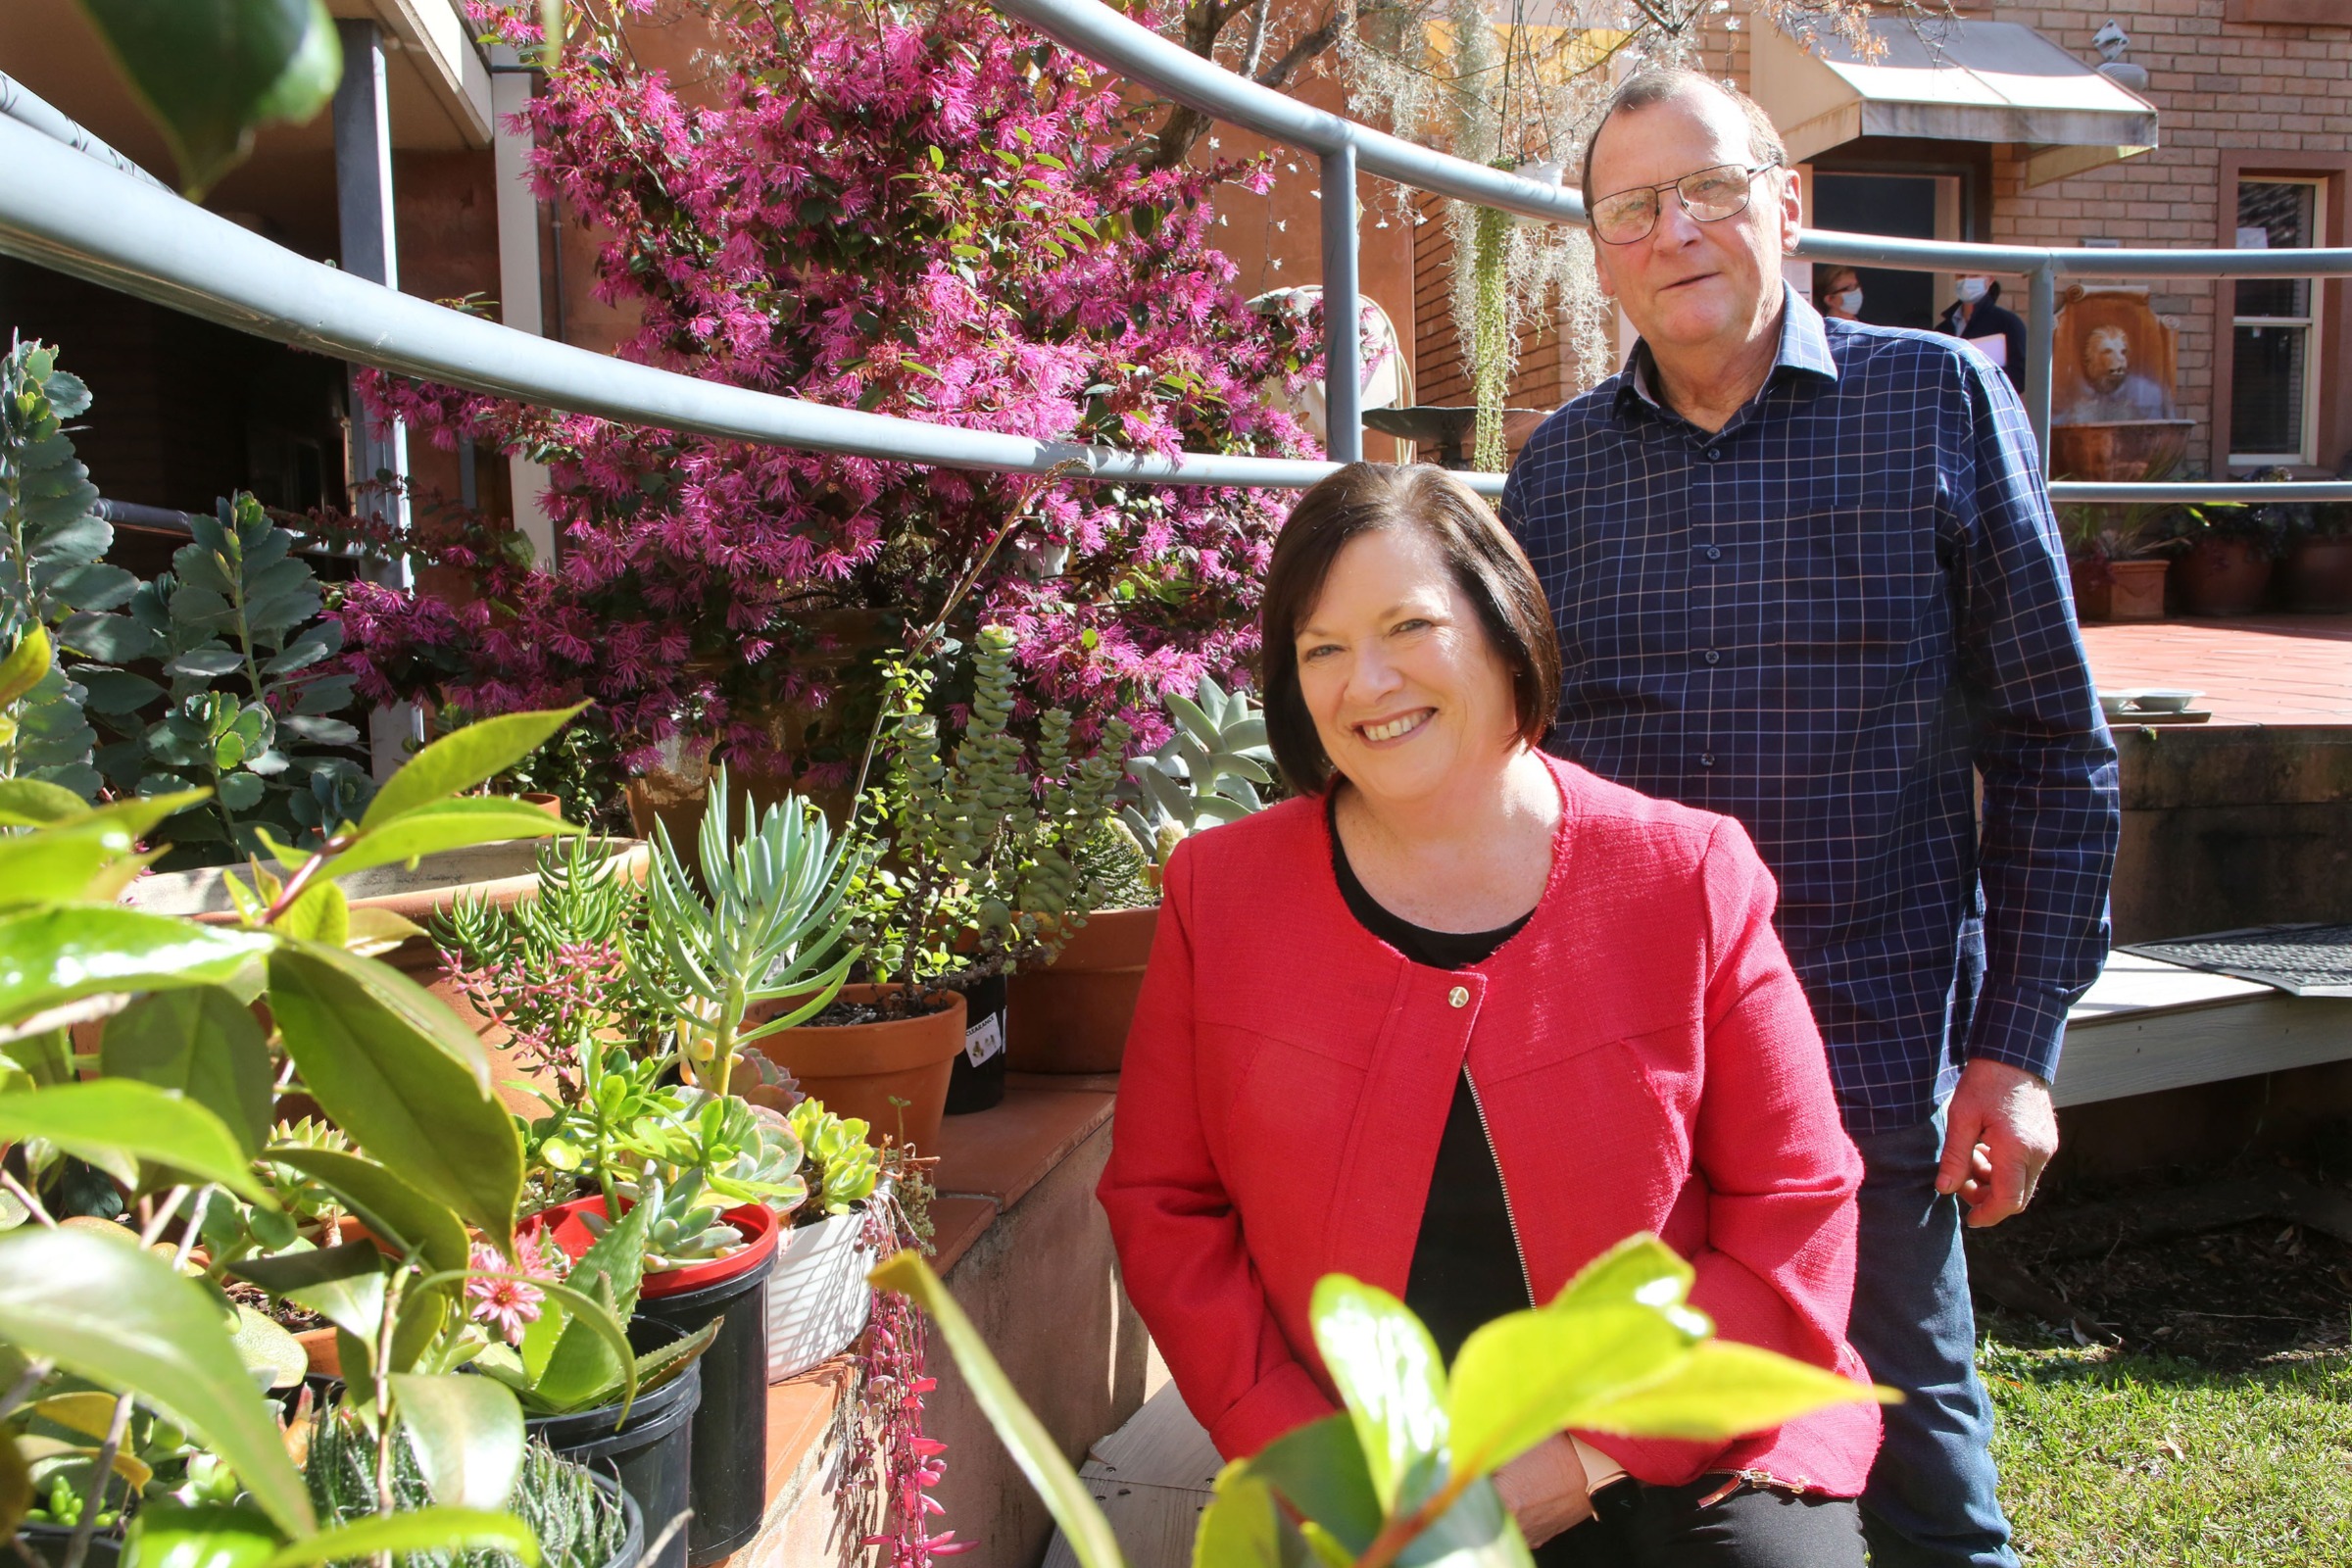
[1098,464,1883,1565]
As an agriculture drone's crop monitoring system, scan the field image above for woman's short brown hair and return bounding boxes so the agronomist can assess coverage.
[1259,463,1562,795]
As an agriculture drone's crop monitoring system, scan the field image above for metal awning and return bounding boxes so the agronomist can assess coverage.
[1753,19,2158,186]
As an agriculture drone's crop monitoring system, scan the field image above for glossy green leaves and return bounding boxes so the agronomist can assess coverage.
[74,0,342,197]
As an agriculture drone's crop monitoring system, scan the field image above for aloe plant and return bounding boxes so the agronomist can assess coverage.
[635,766,864,1102]
[1119,673,1274,869]
[876,1235,1893,1568]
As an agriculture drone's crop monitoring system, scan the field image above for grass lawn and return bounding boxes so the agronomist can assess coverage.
[1984,1333,2352,1566]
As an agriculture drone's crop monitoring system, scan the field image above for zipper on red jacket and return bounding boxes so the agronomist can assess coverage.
[1462,1066,1536,1309]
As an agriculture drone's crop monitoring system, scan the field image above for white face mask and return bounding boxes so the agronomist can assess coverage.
[1829,289,1863,317]
[1955,276,1990,305]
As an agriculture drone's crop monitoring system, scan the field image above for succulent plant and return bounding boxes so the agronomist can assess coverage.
[619,1090,808,1214]
[590,1168,748,1271]
[788,1098,880,1217]
[1120,673,1274,866]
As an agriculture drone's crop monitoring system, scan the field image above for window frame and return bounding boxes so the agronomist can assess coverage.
[2213,155,2352,478]
[2229,175,2327,468]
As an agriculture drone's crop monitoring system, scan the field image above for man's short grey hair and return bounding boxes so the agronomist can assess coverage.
[1576,68,1789,204]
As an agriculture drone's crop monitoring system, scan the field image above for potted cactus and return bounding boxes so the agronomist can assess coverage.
[1006,674,1275,1074]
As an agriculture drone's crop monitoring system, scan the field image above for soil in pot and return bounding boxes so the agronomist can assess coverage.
[527,1319,703,1568]
[2286,535,2352,612]
[2107,559,2169,621]
[2173,536,2275,616]
[526,1197,778,1568]
[741,984,965,1155]
[945,972,1007,1115]
[1005,906,1158,1074]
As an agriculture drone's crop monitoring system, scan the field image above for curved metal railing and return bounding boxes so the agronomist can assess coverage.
[3,21,2350,506]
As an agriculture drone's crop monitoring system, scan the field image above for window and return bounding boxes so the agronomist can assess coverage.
[2230,178,2324,466]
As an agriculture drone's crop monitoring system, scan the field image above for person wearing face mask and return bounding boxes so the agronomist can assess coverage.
[1815,265,1863,322]
[1936,273,2027,392]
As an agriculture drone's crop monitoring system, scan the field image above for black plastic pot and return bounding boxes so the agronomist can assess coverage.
[528,1318,704,1568]
[16,1523,123,1568]
[587,1467,646,1568]
[635,1249,777,1566]
[944,971,1008,1114]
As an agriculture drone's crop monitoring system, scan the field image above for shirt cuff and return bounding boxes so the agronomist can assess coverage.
[1964,981,2073,1086]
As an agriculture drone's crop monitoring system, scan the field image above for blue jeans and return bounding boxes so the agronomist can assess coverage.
[1846,1112,2018,1568]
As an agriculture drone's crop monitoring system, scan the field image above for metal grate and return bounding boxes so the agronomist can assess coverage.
[2123,924,2352,997]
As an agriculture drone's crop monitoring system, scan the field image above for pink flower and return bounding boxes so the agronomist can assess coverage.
[466,1241,547,1344]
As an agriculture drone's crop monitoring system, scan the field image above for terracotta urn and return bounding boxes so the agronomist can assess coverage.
[2173,536,2274,617]
[2107,559,2169,621]
[2285,535,2352,612]
[1005,905,1160,1074]
[741,984,965,1155]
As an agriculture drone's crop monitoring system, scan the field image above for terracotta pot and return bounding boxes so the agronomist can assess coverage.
[2067,557,2113,623]
[520,793,565,817]
[2107,559,2169,621]
[2173,536,2274,616]
[295,1326,340,1378]
[1005,905,1159,1073]
[2285,535,2352,612]
[741,984,964,1154]
[2049,418,2196,483]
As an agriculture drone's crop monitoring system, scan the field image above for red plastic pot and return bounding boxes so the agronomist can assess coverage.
[523,1193,780,1297]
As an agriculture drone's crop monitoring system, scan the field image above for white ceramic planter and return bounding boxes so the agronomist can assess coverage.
[765,1205,873,1380]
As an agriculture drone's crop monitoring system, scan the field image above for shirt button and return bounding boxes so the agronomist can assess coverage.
[1703,650,1722,665]
[1704,546,1723,562]
[1705,447,1723,461]
[1447,985,1470,1008]
[1698,752,1717,768]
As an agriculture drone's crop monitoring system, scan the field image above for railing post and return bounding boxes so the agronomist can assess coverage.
[1319,144,1362,464]
[2025,260,2057,476]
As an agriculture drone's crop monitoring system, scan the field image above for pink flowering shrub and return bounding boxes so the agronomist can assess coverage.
[343,0,1318,781]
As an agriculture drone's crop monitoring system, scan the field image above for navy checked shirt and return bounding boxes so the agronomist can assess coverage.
[1501,288,2121,1136]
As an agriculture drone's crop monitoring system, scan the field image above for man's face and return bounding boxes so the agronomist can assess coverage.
[1586,86,1800,360]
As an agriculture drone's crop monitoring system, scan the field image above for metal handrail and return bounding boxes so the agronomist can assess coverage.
[3,15,2352,506]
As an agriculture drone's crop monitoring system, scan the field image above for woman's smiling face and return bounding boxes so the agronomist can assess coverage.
[1294,524,1524,807]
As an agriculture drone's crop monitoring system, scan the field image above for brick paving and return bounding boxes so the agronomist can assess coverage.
[2081,614,2352,728]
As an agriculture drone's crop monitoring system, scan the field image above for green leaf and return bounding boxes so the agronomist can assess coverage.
[273,880,348,947]
[359,705,589,831]
[260,1508,538,1568]
[101,987,274,1152]
[0,1229,314,1536]
[1241,1415,1381,1557]
[0,820,143,910]
[0,777,91,827]
[229,1303,307,1391]
[1193,1464,1298,1568]
[1445,1305,1694,1483]
[1567,1339,1893,1442]
[0,1080,270,1202]
[0,906,270,1024]
[389,1373,524,1510]
[871,1251,1123,1568]
[78,668,167,715]
[121,1504,280,1568]
[269,933,491,1084]
[526,1200,648,1412]
[320,799,578,882]
[0,625,52,708]
[0,1429,29,1541]
[74,0,344,198]
[228,1238,386,1300]
[1308,1275,1449,1512]
[1549,1234,1699,1319]
[262,1147,469,1279]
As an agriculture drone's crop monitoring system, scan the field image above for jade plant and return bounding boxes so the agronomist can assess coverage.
[788,1100,879,1219]
[877,1235,1893,1568]
[853,625,1132,1000]
[1116,672,1275,875]
[0,698,643,1568]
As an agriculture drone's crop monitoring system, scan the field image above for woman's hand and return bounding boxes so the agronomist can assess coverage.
[1491,1434,1593,1548]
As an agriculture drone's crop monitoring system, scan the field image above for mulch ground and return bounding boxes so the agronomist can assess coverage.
[1971,1151,2352,1368]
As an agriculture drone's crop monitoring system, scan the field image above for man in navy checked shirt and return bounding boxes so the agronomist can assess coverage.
[1502,71,2120,1568]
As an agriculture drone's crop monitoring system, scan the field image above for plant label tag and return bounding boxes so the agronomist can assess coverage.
[964,1009,1004,1068]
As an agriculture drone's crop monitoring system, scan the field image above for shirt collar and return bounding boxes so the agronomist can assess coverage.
[1613,282,1841,419]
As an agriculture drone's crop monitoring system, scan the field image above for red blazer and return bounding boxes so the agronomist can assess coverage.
[1098,754,1882,1494]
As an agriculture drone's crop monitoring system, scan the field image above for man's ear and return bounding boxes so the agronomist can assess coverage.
[1777,168,1803,255]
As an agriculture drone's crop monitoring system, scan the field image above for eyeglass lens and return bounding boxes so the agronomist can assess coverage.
[1592,164,1759,244]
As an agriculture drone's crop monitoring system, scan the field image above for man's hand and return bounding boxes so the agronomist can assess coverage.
[1937,1057,2059,1228]
[1492,1435,1592,1548]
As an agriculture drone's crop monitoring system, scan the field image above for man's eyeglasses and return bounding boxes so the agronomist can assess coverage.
[1588,162,1782,246]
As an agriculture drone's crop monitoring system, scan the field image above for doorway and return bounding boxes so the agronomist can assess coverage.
[1809,172,1960,332]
